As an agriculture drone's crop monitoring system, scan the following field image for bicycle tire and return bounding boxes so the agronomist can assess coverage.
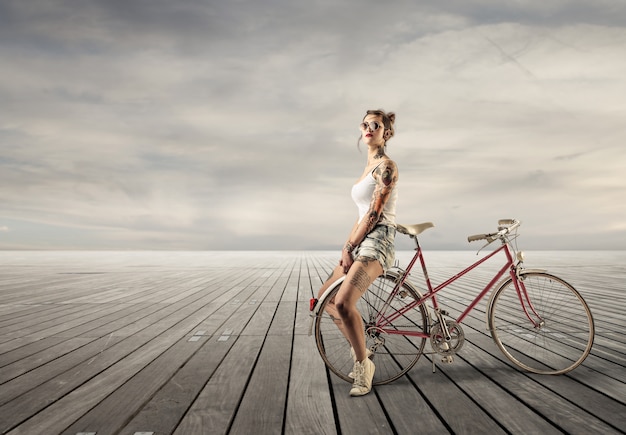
[489,272,594,375]
[314,272,428,385]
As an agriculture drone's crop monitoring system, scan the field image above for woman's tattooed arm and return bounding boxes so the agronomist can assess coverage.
[362,159,398,234]
[343,160,398,265]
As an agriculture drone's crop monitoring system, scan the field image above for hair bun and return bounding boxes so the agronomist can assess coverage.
[387,112,396,125]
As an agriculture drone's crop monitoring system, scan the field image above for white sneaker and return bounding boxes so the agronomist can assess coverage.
[350,358,375,397]
[349,347,373,378]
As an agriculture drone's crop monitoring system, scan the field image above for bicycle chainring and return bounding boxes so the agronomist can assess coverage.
[430,320,465,356]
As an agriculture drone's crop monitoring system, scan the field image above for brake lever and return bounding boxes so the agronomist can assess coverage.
[476,235,496,255]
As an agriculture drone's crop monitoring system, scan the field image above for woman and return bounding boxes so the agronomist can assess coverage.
[317,109,398,397]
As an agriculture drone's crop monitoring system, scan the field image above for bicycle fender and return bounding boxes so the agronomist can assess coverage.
[308,276,346,336]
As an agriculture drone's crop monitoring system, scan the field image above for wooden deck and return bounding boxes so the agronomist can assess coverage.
[0,250,624,435]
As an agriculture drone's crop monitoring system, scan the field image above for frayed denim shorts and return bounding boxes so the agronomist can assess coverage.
[353,224,396,271]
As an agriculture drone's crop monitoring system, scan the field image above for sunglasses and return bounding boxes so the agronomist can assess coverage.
[359,121,384,132]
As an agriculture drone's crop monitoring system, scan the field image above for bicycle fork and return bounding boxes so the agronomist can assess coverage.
[514,268,546,329]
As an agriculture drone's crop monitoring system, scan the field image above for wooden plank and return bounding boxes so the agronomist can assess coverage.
[424,343,562,434]
[0,268,265,431]
[0,336,68,370]
[0,251,623,435]
[225,263,300,433]
[461,333,624,434]
[285,335,337,435]
[331,374,394,435]
[119,334,237,435]
[0,287,197,370]
[406,364,508,434]
[0,337,91,384]
[240,301,280,336]
[1,280,260,434]
[0,304,69,327]
[529,371,626,431]
[60,267,277,434]
[0,288,216,406]
[229,335,292,434]
[62,333,217,435]
[267,301,297,336]
[0,270,231,354]
[173,335,264,435]
[375,379,450,434]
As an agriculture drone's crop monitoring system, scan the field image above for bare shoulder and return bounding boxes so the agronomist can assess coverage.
[379,159,398,173]
[374,158,398,187]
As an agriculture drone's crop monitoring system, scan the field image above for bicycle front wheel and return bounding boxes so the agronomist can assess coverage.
[489,272,594,375]
[314,272,429,385]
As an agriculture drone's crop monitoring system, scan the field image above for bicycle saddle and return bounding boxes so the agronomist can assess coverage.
[396,222,434,236]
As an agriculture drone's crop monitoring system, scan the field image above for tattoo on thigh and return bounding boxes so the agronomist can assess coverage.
[355,256,376,268]
[350,267,371,293]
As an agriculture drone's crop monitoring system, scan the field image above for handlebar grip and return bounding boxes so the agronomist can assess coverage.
[498,219,516,226]
[468,234,487,243]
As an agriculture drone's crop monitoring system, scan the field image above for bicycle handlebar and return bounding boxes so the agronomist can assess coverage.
[467,219,521,243]
[468,233,491,243]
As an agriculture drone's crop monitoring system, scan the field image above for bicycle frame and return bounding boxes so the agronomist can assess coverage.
[378,237,542,337]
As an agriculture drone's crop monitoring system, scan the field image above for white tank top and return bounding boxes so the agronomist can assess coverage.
[351,165,397,227]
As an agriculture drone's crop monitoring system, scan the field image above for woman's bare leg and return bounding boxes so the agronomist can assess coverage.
[333,257,383,362]
[316,264,349,339]
[317,264,345,299]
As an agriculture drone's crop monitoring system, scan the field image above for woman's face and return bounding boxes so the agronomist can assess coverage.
[360,114,386,147]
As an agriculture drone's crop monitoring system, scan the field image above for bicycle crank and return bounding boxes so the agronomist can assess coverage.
[430,320,465,361]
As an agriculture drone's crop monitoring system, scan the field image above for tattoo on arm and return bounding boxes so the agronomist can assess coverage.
[363,160,398,233]
[349,267,371,293]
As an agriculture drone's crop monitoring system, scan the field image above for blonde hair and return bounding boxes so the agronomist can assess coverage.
[357,109,396,150]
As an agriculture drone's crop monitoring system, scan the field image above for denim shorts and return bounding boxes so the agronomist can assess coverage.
[353,224,396,271]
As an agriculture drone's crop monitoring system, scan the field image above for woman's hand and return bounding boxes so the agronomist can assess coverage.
[340,249,354,274]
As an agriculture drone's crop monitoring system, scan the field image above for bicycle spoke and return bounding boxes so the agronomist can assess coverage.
[489,272,594,374]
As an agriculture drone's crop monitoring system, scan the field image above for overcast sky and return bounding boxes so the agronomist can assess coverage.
[1,0,625,251]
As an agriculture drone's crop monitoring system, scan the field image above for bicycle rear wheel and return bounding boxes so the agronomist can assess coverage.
[314,272,428,385]
[489,272,594,374]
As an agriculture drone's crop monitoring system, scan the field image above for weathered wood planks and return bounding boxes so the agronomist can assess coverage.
[0,251,624,434]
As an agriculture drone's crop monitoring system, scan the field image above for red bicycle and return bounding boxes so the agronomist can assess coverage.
[310,219,595,385]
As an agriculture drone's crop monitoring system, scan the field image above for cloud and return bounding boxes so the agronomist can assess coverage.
[1,0,625,250]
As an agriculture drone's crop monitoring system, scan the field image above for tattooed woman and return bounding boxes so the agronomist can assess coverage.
[317,109,398,396]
